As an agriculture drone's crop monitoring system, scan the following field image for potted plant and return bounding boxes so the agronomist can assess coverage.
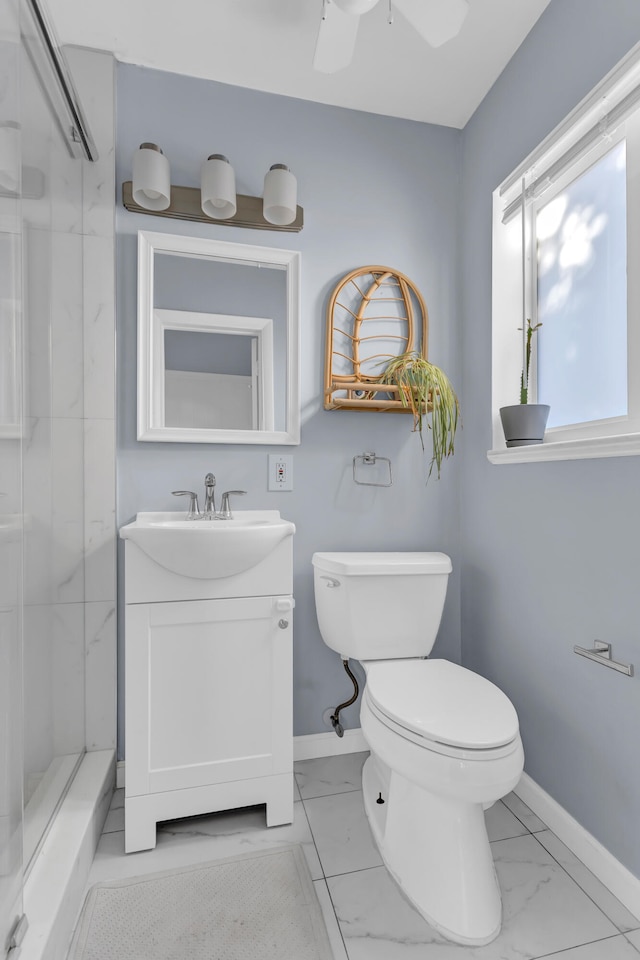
[499,319,549,447]
[381,351,460,478]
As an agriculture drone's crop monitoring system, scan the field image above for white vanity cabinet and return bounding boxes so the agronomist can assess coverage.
[121,512,294,853]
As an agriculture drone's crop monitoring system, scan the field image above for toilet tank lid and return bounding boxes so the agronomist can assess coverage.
[312,552,452,576]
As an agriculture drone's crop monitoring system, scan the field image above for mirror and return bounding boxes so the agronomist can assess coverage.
[137,231,300,443]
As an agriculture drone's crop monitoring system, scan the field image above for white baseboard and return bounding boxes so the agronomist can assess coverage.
[293,727,368,761]
[116,760,125,790]
[514,772,640,920]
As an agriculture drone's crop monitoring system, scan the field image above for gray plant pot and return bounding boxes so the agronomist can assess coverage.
[499,404,550,447]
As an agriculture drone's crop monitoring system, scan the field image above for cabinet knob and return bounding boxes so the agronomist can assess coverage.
[278,618,289,629]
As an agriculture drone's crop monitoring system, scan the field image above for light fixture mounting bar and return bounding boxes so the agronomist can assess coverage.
[122,181,304,233]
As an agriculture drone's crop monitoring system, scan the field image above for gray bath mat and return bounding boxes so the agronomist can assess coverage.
[68,845,334,960]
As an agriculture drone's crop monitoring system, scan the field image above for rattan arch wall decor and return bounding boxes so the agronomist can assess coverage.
[323,265,428,412]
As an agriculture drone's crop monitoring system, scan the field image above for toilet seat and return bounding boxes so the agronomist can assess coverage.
[364,659,520,753]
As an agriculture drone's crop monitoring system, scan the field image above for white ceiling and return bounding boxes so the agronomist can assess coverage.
[47,0,552,128]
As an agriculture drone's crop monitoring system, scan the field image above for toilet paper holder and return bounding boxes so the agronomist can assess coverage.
[573,640,634,677]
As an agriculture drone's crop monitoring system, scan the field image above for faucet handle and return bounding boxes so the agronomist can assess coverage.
[217,490,247,520]
[171,490,200,520]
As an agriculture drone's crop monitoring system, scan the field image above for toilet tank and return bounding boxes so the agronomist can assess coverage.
[312,552,452,660]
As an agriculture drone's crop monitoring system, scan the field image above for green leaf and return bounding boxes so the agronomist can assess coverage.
[381,352,460,479]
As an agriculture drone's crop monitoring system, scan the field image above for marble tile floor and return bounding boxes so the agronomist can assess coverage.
[80,752,640,960]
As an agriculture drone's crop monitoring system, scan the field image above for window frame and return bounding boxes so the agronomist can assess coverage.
[489,42,640,464]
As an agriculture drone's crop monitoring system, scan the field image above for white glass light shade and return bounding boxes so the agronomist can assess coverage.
[132,143,170,210]
[263,164,297,226]
[201,154,237,219]
[0,122,20,195]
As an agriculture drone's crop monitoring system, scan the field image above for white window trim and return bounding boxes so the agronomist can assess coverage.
[489,40,640,464]
[488,433,640,465]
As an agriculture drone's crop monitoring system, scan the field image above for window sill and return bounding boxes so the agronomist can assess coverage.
[487,432,640,464]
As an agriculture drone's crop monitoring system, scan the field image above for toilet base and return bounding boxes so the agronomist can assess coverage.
[362,755,502,945]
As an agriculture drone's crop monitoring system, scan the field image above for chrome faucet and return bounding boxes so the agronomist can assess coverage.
[171,490,200,519]
[217,490,247,520]
[203,473,216,519]
[173,475,246,521]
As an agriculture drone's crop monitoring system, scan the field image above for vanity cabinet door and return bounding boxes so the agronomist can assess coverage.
[125,595,293,798]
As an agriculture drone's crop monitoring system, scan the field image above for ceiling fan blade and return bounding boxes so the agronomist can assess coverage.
[393,0,469,48]
[334,0,379,13]
[313,1,361,74]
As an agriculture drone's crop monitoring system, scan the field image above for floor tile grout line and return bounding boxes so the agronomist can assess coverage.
[500,796,542,835]
[297,793,327,882]
[531,931,640,959]
[533,828,640,932]
[316,876,350,959]
[296,784,362,802]
[526,831,633,934]
[323,863,384,882]
[504,810,534,833]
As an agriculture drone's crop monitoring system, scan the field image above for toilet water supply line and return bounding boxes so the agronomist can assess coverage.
[330,659,360,737]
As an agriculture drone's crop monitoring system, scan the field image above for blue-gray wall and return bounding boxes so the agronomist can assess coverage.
[116,66,463,756]
[460,0,640,878]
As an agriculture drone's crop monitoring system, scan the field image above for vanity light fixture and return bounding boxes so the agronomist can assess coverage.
[132,142,171,211]
[263,164,297,226]
[123,147,303,232]
[201,153,237,220]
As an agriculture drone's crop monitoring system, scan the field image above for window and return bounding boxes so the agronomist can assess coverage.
[536,140,628,428]
[490,44,640,463]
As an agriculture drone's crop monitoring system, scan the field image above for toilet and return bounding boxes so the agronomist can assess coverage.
[312,551,524,946]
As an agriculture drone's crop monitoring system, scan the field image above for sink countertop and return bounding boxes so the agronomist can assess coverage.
[121,509,288,529]
[119,510,295,580]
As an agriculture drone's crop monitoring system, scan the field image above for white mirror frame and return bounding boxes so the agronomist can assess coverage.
[137,230,301,444]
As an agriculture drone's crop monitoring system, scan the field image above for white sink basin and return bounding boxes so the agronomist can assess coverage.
[119,510,295,579]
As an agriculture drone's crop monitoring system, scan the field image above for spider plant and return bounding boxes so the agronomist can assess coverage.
[381,351,460,479]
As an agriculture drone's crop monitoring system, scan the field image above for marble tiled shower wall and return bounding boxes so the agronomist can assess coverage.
[74,49,118,756]
[22,47,116,790]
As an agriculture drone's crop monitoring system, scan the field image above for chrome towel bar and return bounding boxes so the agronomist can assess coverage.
[352,452,393,487]
[573,640,634,677]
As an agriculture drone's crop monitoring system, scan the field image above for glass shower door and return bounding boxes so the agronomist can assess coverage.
[19,0,87,868]
[0,0,25,951]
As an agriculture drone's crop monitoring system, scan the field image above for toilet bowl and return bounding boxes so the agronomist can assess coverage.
[312,552,524,945]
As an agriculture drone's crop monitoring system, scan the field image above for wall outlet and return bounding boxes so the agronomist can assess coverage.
[268,454,293,491]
